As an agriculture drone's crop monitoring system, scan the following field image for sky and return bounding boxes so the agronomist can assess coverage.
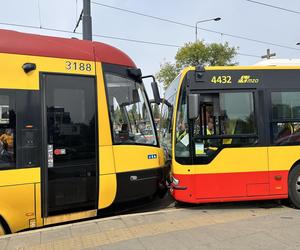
[1,0,300,90]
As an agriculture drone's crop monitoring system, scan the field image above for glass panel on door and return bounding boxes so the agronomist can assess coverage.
[42,74,97,216]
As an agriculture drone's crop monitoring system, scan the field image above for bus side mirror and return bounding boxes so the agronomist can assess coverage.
[189,94,199,120]
[151,81,161,105]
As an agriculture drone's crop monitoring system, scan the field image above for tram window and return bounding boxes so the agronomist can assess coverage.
[105,73,157,145]
[0,94,15,169]
[271,92,300,145]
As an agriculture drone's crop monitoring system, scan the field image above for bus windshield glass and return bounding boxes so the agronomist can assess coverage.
[105,73,157,145]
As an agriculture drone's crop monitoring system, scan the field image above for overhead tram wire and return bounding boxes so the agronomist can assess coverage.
[0,21,77,35]
[93,34,260,58]
[37,0,42,28]
[245,0,300,15]
[91,1,300,52]
[0,21,260,58]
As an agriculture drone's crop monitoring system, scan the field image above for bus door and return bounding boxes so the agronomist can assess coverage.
[41,74,98,217]
[189,91,269,199]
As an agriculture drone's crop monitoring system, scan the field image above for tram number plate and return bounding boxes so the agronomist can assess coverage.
[65,61,93,72]
[210,76,232,84]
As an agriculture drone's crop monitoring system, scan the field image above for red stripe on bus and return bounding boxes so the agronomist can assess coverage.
[171,170,288,203]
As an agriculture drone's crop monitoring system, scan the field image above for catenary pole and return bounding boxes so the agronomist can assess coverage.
[82,0,92,40]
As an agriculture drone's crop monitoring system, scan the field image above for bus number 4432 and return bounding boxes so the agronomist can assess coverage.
[211,76,232,84]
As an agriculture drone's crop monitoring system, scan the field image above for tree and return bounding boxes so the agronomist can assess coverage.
[152,103,160,119]
[156,62,179,90]
[156,41,238,89]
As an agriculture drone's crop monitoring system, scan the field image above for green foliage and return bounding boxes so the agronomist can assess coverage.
[157,41,238,89]
[156,62,180,90]
[113,106,122,123]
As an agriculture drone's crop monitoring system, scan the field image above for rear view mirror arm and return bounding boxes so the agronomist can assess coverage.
[142,75,161,105]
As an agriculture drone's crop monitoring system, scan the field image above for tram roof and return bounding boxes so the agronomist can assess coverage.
[0,29,136,67]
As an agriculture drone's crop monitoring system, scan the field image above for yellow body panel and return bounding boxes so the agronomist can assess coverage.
[95,62,113,146]
[0,168,39,186]
[0,168,40,233]
[113,145,161,173]
[98,174,117,209]
[172,147,269,175]
[34,183,43,228]
[95,62,118,209]
[0,184,35,233]
[0,53,95,90]
[99,146,116,175]
[157,147,165,166]
[268,146,300,171]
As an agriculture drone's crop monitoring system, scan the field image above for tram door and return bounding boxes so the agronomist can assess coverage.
[41,74,98,216]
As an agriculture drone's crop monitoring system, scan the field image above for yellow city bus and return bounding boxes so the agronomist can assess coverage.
[160,65,300,208]
[0,29,167,234]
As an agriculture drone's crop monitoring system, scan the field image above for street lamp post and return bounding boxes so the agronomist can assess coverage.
[195,17,221,42]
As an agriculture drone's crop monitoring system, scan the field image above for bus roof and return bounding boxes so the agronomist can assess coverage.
[0,29,136,67]
[254,59,300,66]
[204,65,300,70]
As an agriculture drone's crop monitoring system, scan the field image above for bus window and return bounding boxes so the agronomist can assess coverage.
[160,74,179,160]
[175,83,190,158]
[193,92,257,160]
[220,92,256,141]
[0,94,15,169]
[160,101,173,158]
[271,92,300,145]
[105,73,157,145]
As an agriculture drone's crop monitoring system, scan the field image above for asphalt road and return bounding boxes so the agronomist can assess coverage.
[100,191,288,217]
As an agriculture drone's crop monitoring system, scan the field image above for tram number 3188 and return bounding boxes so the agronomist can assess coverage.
[65,61,92,72]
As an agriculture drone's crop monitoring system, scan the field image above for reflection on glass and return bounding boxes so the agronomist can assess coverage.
[272,92,300,119]
[175,83,190,158]
[192,92,256,160]
[0,95,15,167]
[160,74,180,159]
[272,92,300,145]
[47,87,96,165]
[160,101,173,158]
[105,73,157,145]
[272,122,300,145]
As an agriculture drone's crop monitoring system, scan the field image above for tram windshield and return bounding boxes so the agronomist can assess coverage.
[105,73,157,145]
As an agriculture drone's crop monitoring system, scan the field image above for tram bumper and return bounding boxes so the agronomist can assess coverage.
[115,164,170,203]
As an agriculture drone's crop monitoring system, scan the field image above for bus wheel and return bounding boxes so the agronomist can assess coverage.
[288,166,300,209]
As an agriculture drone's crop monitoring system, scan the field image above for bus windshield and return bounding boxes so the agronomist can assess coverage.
[105,73,157,145]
